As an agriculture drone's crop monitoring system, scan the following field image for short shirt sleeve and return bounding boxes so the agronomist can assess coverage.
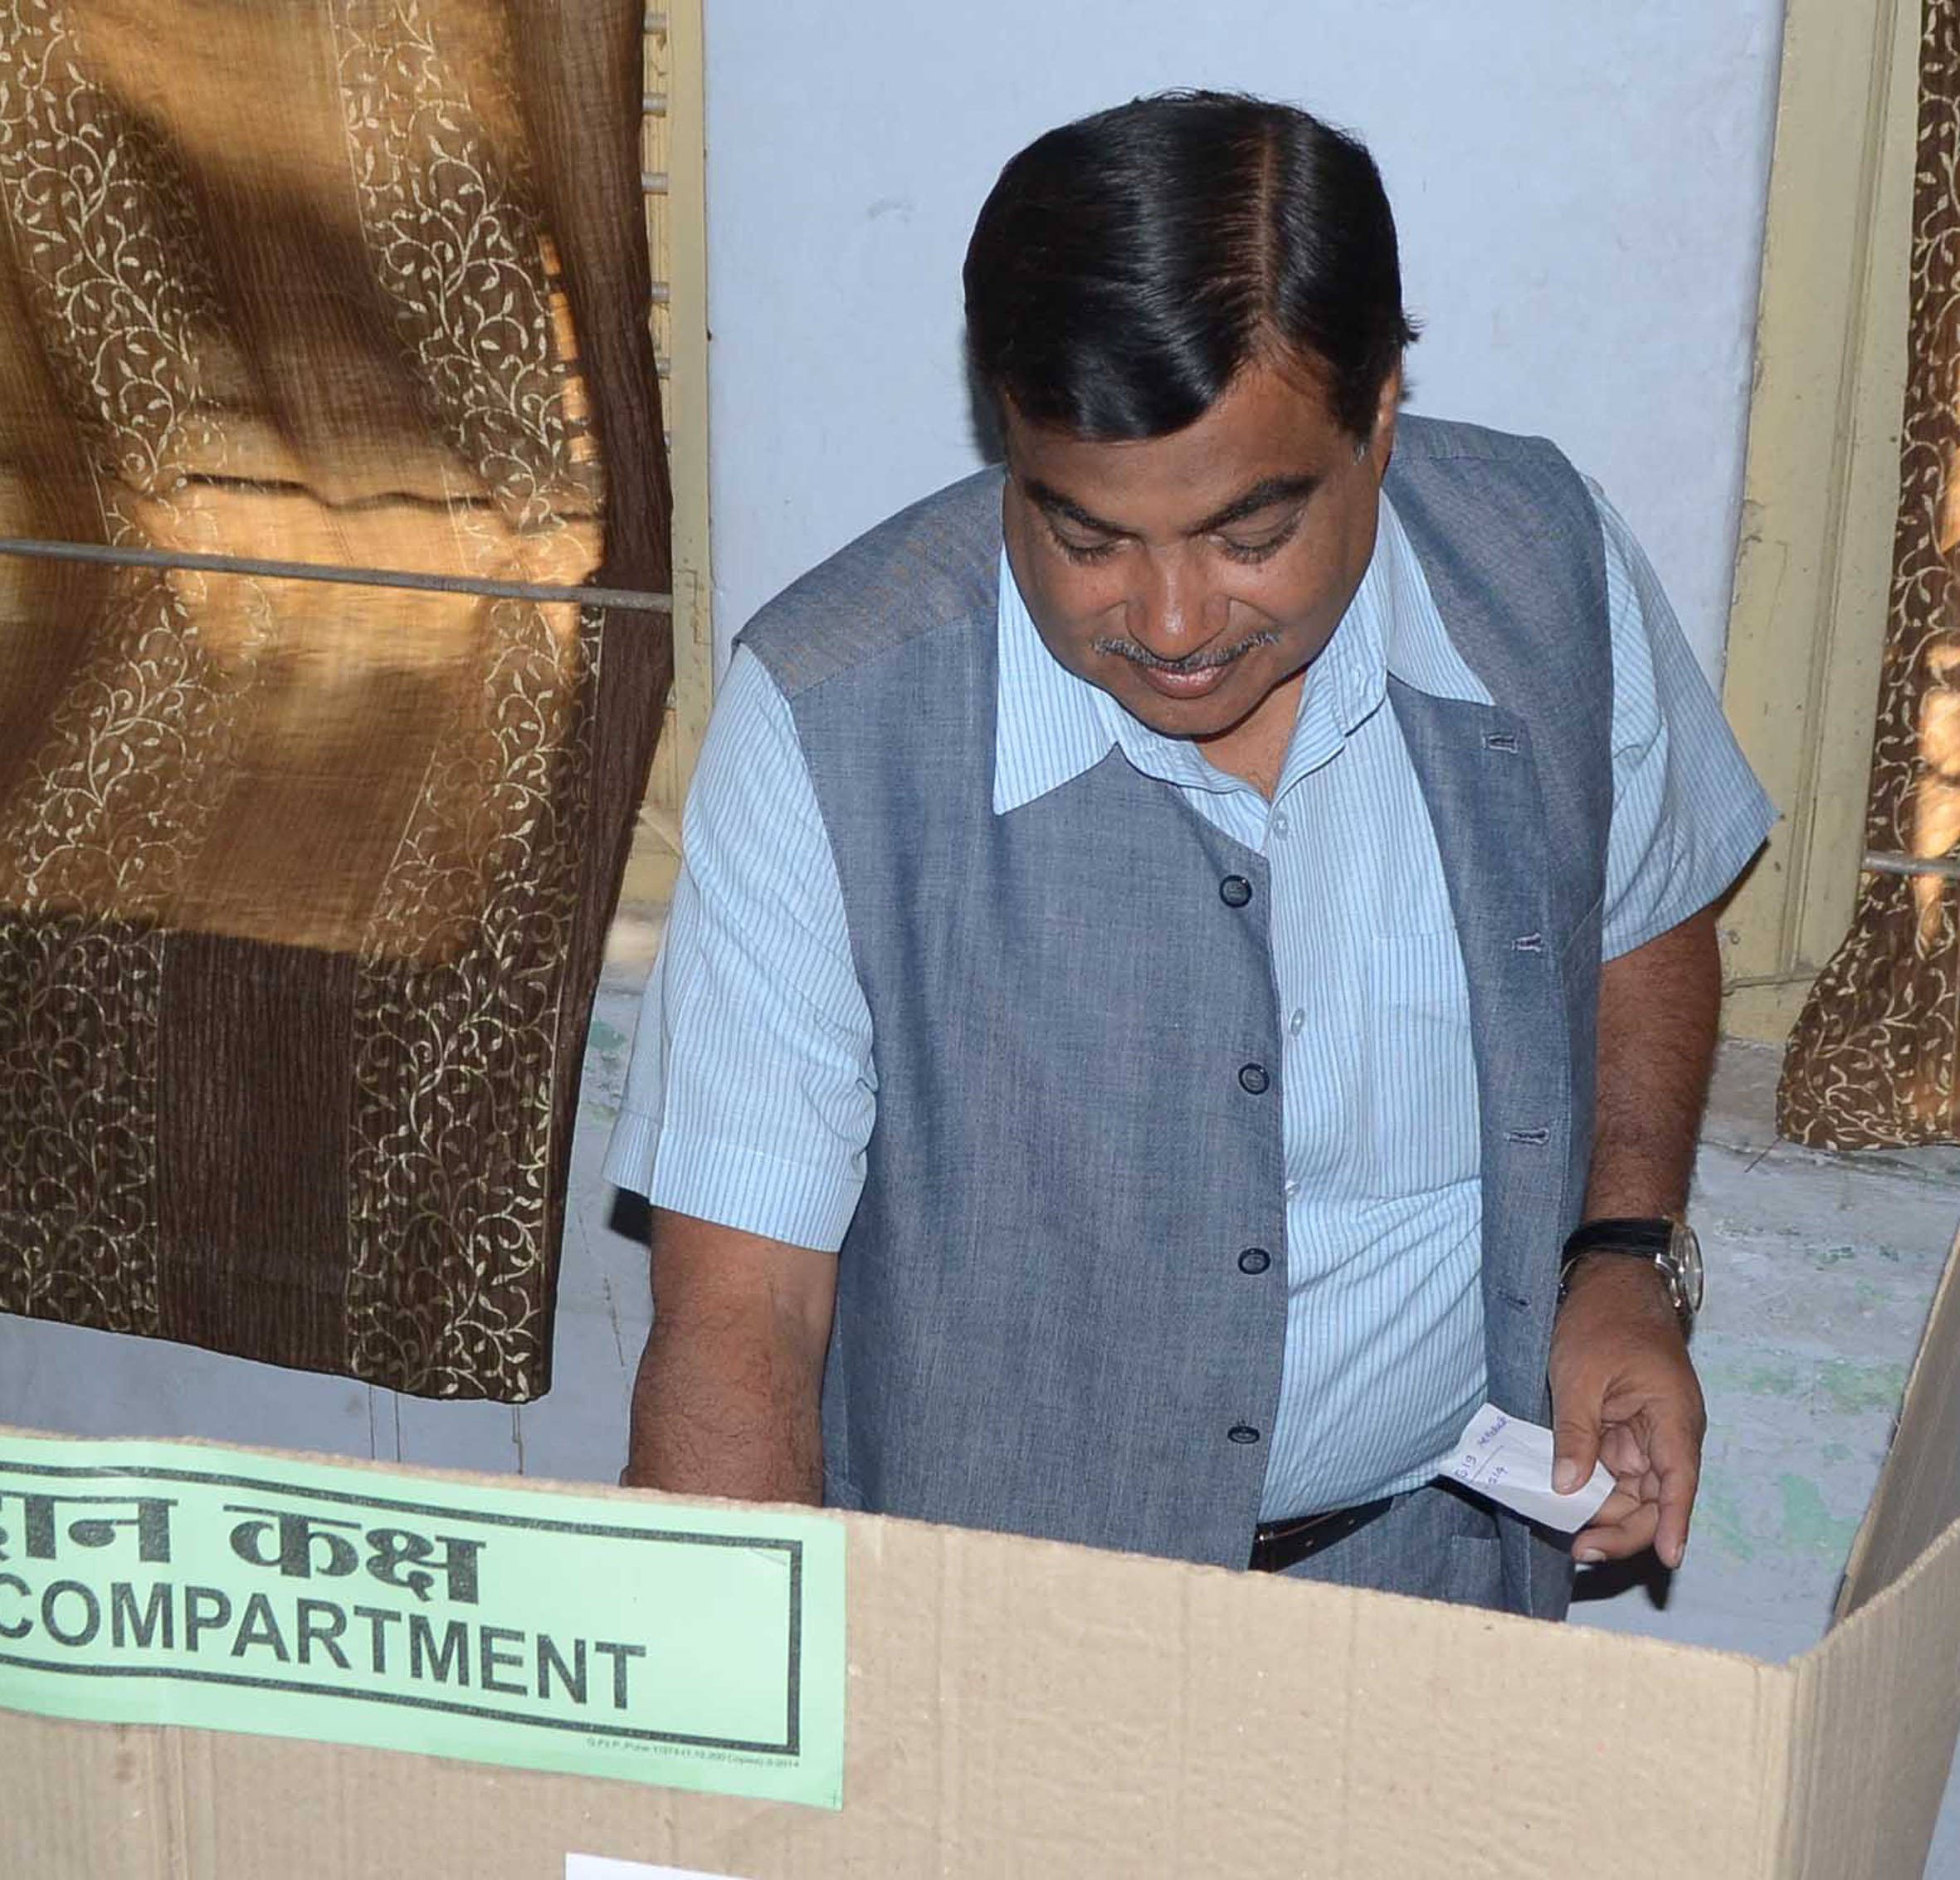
[1590,484,1778,959]
[601,647,875,1251]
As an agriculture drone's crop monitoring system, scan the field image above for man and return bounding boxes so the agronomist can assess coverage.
[605,91,1774,1619]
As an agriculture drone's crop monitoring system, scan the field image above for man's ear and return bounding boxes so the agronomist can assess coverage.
[1368,364,1403,473]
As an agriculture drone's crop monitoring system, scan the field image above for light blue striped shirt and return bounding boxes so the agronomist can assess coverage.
[606,484,1775,1521]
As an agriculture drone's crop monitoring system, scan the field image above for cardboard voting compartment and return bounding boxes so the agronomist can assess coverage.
[4,1237,1960,1878]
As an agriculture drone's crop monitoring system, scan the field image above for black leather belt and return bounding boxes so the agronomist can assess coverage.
[1249,1496,1397,1574]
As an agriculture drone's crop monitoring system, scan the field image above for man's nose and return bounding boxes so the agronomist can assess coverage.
[1126,552,1217,656]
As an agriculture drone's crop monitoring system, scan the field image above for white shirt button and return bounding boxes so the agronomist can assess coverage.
[1283,1177,1301,1201]
[1288,1008,1306,1036]
[1271,810,1290,839]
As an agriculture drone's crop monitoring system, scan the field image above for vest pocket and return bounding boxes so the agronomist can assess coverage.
[1366,929,1480,1197]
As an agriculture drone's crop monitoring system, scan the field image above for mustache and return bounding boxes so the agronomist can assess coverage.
[1090,630,1280,676]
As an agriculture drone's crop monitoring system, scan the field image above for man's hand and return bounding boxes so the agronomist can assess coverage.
[1548,1254,1705,1568]
[1555,903,1719,1570]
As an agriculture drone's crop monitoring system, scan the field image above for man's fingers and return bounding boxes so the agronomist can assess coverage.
[1574,1497,1660,1562]
[1646,1407,1704,1570]
[1571,1482,1641,1559]
[1571,1406,1703,1569]
[1591,1483,1644,1524]
[1599,1422,1651,1480]
[1550,1406,1602,1496]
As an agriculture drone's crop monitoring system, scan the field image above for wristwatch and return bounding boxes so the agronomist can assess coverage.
[1557,1216,1704,1329]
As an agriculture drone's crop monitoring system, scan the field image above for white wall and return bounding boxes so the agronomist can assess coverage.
[703,2,1786,681]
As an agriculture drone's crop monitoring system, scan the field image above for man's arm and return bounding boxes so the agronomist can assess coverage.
[605,651,870,1502]
[1548,904,1718,1570]
[625,1209,838,1503]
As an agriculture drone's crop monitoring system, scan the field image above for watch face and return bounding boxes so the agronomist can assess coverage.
[1669,1219,1704,1316]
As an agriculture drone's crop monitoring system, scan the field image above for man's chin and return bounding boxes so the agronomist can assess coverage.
[1111,676,1256,742]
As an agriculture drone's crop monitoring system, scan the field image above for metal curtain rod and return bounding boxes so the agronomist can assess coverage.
[1864,851,1960,881]
[0,537,673,613]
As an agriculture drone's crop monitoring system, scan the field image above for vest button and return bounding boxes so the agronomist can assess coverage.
[1237,1248,1271,1275]
[1220,875,1253,908]
[1238,1062,1270,1095]
[1228,1424,1261,1444]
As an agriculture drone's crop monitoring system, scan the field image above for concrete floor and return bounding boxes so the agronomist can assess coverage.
[3,928,1959,1869]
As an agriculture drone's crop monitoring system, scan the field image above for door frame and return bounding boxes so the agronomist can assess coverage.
[625,0,712,910]
[1718,0,1920,1043]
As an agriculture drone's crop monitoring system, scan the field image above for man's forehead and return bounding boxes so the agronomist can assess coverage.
[1004,366,1349,530]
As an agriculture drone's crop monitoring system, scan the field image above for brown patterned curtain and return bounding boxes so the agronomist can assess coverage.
[0,0,670,1398]
[1779,2,1960,1149]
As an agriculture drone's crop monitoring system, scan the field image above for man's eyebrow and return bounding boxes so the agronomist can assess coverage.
[1021,479,1127,537]
[1189,474,1321,535]
[1021,471,1322,540]
[1021,473,1322,540]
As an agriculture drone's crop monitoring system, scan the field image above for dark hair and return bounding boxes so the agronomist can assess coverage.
[963,90,1417,442]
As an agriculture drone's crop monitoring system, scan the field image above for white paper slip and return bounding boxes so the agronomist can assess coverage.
[1441,1402,1616,1532]
[567,1858,745,1879]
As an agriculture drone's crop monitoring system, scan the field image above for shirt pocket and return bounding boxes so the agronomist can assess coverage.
[1365,928,1480,1198]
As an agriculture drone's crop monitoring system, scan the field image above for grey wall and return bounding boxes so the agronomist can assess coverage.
[703,2,1786,681]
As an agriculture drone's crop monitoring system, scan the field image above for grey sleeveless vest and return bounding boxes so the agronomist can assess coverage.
[740,417,1610,1620]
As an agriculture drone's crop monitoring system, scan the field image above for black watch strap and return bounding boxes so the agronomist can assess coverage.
[1557,1216,1689,1318]
[1561,1217,1673,1265]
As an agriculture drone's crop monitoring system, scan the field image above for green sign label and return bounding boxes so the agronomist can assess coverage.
[0,1437,845,1809]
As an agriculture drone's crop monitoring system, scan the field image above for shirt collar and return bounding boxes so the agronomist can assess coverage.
[992,490,1491,817]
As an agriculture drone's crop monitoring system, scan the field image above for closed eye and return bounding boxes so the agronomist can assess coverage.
[1047,520,1122,564]
[1216,513,1304,564]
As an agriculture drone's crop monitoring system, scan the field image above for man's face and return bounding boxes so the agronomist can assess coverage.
[1000,353,1398,750]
